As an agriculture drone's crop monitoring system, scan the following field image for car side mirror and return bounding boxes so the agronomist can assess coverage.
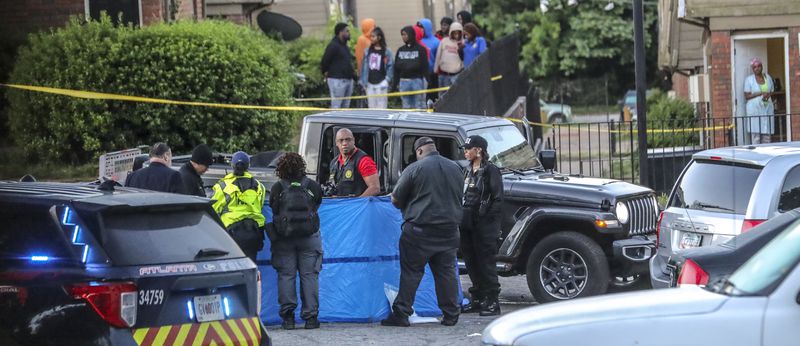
[539,149,556,171]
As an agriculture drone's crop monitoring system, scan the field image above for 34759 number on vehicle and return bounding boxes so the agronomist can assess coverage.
[139,289,164,306]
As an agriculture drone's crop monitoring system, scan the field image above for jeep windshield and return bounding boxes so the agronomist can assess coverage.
[467,125,540,171]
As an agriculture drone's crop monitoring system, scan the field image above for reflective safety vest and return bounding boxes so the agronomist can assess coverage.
[211,172,266,228]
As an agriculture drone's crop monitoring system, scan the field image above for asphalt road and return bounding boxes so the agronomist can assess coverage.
[265,275,538,346]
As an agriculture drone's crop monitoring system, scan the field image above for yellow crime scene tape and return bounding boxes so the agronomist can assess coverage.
[3,81,731,136]
[0,83,432,112]
[294,75,503,102]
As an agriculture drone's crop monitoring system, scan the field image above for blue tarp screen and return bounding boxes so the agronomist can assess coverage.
[258,196,462,324]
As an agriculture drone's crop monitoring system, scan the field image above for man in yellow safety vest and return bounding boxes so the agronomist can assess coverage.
[211,151,266,262]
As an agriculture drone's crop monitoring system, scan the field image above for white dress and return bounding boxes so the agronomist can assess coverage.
[743,73,775,135]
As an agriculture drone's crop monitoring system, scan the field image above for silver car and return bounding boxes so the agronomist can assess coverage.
[482,215,800,345]
[650,142,800,288]
[540,99,572,123]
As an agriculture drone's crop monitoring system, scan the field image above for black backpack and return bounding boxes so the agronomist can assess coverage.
[274,178,320,238]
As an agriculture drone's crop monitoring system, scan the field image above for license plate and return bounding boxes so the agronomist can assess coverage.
[193,294,224,322]
[680,233,703,249]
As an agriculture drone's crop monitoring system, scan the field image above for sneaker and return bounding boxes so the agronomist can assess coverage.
[441,315,459,326]
[380,312,410,327]
[304,317,320,329]
[479,299,501,317]
[281,318,295,330]
[461,298,482,313]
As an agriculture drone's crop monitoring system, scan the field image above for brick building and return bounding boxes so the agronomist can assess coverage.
[659,0,800,142]
[0,0,204,37]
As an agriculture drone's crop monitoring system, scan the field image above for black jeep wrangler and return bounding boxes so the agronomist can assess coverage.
[177,110,657,303]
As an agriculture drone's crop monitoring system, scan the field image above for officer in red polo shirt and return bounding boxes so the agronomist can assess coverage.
[327,128,380,197]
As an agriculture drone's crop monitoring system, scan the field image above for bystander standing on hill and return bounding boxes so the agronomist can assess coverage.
[360,27,393,109]
[321,23,355,109]
[462,23,488,69]
[393,26,429,109]
[433,22,464,97]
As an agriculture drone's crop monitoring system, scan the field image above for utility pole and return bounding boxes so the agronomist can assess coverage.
[633,0,649,187]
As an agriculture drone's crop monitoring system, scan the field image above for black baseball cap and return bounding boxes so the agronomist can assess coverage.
[460,135,487,149]
[413,137,435,151]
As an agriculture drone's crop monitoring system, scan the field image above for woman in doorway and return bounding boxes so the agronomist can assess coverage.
[360,27,393,109]
[743,57,775,144]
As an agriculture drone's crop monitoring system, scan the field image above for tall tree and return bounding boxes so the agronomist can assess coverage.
[473,0,658,81]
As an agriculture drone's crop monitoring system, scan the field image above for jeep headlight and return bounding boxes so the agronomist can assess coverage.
[615,201,629,224]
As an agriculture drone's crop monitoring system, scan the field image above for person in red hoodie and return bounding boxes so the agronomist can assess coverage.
[412,26,430,64]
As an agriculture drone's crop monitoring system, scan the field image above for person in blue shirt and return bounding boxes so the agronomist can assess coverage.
[417,18,440,105]
[462,23,487,68]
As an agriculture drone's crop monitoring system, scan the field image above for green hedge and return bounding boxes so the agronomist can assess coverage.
[646,90,697,148]
[6,17,294,164]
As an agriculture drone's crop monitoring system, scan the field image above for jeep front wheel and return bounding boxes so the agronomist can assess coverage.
[526,232,609,303]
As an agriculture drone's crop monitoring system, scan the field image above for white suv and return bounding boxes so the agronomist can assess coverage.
[650,142,800,288]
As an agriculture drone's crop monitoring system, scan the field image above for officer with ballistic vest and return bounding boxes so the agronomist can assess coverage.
[326,128,380,197]
[210,151,266,262]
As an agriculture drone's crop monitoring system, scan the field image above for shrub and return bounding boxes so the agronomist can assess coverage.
[285,37,327,99]
[646,90,696,148]
[6,17,294,164]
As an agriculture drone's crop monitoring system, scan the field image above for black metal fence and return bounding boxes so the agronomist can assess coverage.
[546,113,799,193]
[434,33,525,117]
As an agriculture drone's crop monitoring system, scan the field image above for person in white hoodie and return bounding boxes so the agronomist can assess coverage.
[433,22,464,97]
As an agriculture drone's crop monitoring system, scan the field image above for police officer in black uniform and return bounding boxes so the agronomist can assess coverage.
[382,137,464,327]
[459,135,503,316]
[327,128,380,197]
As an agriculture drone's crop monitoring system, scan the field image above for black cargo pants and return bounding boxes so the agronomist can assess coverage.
[271,232,323,320]
[460,209,501,300]
[392,223,461,320]
[227,218,264,263]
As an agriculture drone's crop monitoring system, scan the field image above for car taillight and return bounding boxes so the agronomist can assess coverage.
[67,282,137,328]
[676,259,709,286]
[656,211,665,246]
[741,219,766,233]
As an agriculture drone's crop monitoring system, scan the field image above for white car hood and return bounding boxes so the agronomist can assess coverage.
[483,287,727,345]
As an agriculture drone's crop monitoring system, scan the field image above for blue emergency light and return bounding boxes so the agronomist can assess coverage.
[30,255,49,262]
[187,301,195,320]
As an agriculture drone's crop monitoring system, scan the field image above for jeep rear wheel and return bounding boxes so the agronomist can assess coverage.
[526,232,609,303]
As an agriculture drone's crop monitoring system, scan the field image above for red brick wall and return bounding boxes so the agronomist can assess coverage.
[0,0,85,35]
[789,26,800,140]
[710,31,732,119]
[709,31,732,147]
[671,73,690,101]
[141,0,165,26]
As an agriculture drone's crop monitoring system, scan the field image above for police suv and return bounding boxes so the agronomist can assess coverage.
[0,182,268,345]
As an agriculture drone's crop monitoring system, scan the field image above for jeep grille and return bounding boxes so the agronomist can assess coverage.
[624,195,658,236]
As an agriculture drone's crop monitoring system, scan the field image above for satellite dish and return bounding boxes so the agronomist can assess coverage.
[256,11,302,41]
